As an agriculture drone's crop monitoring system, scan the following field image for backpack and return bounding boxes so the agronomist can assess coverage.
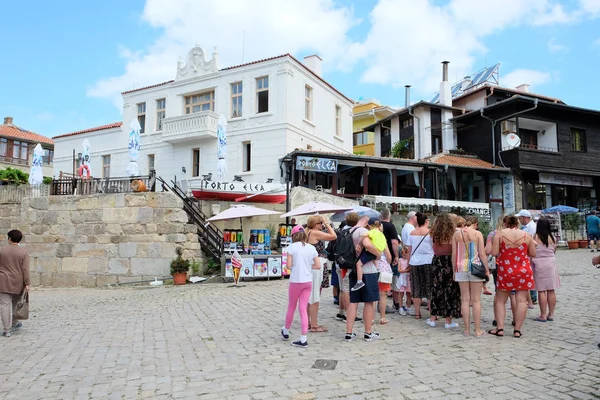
[333,227,361,269]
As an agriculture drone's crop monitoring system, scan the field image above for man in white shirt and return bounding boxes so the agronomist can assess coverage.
[401,211,417,248]
[515,209,536,236]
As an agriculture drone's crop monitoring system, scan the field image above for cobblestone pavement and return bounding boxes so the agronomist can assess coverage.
[1,249,599,400]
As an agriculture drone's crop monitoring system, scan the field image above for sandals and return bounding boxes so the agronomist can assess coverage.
[483,289,493,295]
[414,314,422,320]
[379,318,389,325]
[514,330,523,338]
[310,325,328,333]
[488,328,504,337]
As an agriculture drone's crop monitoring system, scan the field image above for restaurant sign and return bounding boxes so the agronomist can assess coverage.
[296,156,338,173]
[539,172,593,187]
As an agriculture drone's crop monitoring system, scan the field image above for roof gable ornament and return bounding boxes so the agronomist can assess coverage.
[176,45,219,81]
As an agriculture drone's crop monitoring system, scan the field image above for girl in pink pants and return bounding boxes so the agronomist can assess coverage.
[281,227,321,347]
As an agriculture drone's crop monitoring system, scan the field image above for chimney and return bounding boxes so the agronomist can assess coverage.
[439,61,452,107]
[442,61,449,82]
[515,84,530,93]
[404,85,411,108]
[303,54,322,77]
[3,117,13,125]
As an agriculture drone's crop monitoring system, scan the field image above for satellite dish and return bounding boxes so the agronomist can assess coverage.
[506,133,521,148]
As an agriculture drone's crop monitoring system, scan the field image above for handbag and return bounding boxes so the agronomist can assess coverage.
[461,231,487,279]
[14,289,29,320]
[379,272,393,284]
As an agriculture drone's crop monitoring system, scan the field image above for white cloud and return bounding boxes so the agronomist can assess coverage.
[547,38,569,53]
[501,69,552,90]
[87,0,357,108]
[88,0,599,109]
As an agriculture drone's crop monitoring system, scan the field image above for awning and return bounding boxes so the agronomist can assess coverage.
[366,195,490,214]
[338,160,422,171]
[519,165,600,177]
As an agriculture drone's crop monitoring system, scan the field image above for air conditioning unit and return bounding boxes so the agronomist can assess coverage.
[501,120,516,134]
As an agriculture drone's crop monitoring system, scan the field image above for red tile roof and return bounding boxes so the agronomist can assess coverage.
[121,80,175,95]
[422,152,499,169]
[120,53,354,103]
[53,122,123,139]
[0,122,54,145]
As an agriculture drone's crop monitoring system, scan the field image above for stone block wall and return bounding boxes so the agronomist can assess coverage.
[0,193,200,287]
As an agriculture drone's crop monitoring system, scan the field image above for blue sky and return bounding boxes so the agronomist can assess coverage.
[1,0,599,138]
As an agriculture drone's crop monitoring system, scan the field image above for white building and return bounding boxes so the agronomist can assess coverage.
[53,47,354,185]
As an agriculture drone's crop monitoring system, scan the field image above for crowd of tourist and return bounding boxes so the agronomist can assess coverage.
[281,209,564,347]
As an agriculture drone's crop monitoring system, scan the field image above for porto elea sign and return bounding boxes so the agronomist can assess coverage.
[296,156,338,173]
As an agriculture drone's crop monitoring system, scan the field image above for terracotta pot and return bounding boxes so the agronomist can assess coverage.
[567,241,579,250]
[172,272,187,285]
[579,240,589,248]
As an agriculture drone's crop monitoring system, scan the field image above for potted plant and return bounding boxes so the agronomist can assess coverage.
[170,247,190,285]
[564,213,581,249]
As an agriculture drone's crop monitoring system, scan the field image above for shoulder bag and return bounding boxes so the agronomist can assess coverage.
[461,231,486,279]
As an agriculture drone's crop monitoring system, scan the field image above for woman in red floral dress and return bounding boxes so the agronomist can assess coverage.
[489,215,536,338]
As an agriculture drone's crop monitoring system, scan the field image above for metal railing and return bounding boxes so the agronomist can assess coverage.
[502,144,558,152]
[158,177,223,262]
[51,171,156,195]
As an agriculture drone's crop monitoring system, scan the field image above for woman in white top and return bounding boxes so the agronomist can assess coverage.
[281,227,320,348]
[405,212,434,320]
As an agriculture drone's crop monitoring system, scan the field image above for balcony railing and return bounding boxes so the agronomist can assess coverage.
[51,172,156,196]
[502,144,558,152]
[162,111,219,143]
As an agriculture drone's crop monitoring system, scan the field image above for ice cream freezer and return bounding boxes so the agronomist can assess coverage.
[222,254,285,281]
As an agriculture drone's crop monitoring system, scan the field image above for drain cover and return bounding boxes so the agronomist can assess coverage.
[312,359,338,370]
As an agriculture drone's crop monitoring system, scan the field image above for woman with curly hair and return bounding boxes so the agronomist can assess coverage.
[428,213,462,329]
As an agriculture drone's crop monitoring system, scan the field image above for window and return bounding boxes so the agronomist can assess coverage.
[156,99,166,131]
[402,118,413,129]
[335,105,341,137]
[256,76,269,113]
[148,154,155,174]
[571,128,586,152]
[353,132,369,146]
[305,85,313,120]
[137,103,146,133]
[102,155,111,178]
[43,148,54,165]
[242,141,251,172]
[12,141,28,161]
[185,91,215,114]
[192,149,200,177]
[0,138,6,156]
[231,82,243,118]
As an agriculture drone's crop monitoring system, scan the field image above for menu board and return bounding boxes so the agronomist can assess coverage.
[240,257,254,277]
[268,257,282,277]
[253,259,269,277]
[225,260,234,278]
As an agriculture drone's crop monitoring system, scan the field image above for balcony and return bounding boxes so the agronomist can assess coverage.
[162,111,219,144]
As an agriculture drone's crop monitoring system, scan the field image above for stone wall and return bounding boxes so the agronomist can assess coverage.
[0,193,200,287]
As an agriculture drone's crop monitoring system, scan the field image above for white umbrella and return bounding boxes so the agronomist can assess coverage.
[216,115,227,179]
[28,144,44,185]
[331,206,381,222]
[280,202,354,218]
[81,139,91,177]
[208,204,280,222]
[126,118,141,176]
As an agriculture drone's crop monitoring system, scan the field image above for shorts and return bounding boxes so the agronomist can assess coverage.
[308,266,324,304]
[454,270,485,283]
[378,282,391,292]
[336,267,350,292]
[349,272,379,304]
[588,233,600,241]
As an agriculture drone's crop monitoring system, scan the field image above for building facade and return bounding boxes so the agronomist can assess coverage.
[53,47,354,186]
[0,116,54,179]
[352,99,396,156]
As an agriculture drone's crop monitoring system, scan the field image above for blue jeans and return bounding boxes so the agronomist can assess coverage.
[530,289,537,302]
